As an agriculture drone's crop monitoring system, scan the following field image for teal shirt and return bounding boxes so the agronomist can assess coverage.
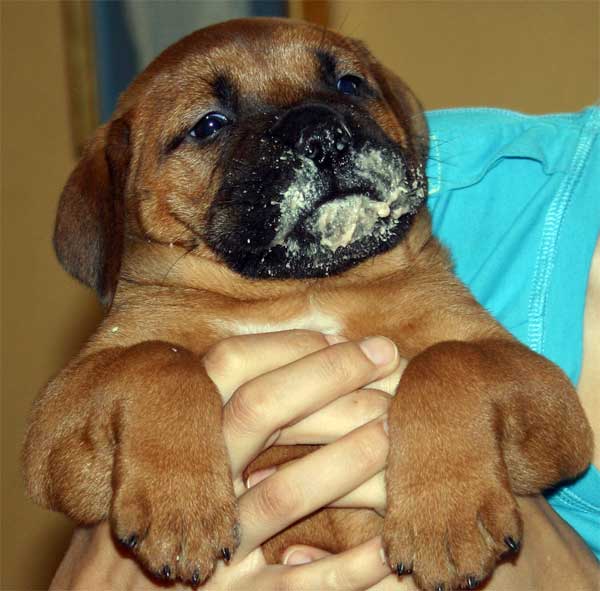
[425,106,600,558]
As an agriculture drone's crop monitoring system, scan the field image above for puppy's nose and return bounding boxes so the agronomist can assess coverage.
[271,104,352,164]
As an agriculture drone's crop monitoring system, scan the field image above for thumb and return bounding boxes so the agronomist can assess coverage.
[281,544,332,565]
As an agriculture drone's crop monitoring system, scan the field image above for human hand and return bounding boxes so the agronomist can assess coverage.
[219,331,598,591]
[51,330,406,590]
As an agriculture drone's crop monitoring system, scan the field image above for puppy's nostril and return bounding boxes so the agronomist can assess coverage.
[272,103,352,162]
[302,138,321,161]
[334,126,351,153]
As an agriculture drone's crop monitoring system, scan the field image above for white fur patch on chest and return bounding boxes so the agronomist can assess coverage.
[219,307,344,338]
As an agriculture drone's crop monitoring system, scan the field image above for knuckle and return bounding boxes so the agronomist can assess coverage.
[287,328,323,341]
[323,563,359,590]
[278,569,309,591]
[203,338,245,377]
[253,475,302,522]
[354,389,391,422]
[316,346,359,385]
[352,426,387,472]
[223,383,265,436]
[285,329,329,355]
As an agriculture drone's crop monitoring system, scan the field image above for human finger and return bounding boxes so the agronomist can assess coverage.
[248,537,400,591]
[245,468,387,517]
[277,388,391,445]
[281,545,413,591]
[203,330,342,400]
[236,416,388,556]
[329,471,387,516]
[224,337,398,478]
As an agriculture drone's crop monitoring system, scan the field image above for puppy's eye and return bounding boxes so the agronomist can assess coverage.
[336,75,362,96]
[190,112,229,140]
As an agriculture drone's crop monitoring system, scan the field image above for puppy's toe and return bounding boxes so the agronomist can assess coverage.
[446,520,495,589]
[111,486,151,552]
[384,488,469,591]
[382,515,415,579]
[479,490,523,558]
[177,501,240,584]
[112,489,180,578]
[110,465,239,583]
[384,479,522,591]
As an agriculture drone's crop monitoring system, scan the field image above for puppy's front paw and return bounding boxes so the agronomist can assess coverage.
[111,444,239,584]
[383,466,522,591]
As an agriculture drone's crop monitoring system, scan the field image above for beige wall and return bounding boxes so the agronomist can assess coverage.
[327,0,599,113]
[1,2,102,589]
[1,1,598,589]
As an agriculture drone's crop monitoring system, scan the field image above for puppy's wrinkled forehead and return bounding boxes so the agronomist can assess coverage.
[124,19,367,117]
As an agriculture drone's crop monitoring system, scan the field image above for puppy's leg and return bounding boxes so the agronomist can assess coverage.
[23,341,238,585]
[383,337,592,591]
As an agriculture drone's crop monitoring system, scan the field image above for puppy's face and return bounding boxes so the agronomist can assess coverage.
[56,19,428,301]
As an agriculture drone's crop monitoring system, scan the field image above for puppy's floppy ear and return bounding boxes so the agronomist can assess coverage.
[372,65,429,164]
[54,117,131,307]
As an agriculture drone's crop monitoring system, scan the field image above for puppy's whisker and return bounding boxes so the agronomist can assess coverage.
[333,8,353,36]
[427,136,459,150]
[167,227,194,246]
[318,22,329,51]
[160,243,198,284]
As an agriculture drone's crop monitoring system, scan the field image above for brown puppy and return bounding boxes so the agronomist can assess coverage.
[23,18,593,591]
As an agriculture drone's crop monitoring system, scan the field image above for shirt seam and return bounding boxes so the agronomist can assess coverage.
[551,488,600,513]
[527,108,600,354]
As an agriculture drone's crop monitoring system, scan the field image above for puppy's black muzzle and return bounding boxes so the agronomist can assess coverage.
[270,104,352,165]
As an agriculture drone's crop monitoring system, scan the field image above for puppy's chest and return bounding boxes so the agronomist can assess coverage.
[221,306,344,337]
[218,307,402,396]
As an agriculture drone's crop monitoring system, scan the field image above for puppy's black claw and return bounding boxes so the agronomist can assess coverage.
[221,547,231,563]
[466,576,479,589]
[119,534,138,549]
[504,536,521,553]
[159,564,171,580]
[434,584,445,591]
[395,563,405,576]
[191,569,200,585]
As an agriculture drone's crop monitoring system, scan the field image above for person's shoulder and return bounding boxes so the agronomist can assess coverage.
[425,106,598,131]
[425,106,600,196]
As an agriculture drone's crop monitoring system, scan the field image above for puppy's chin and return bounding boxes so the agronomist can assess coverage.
[206,142,427,280]
[241,207,418,280]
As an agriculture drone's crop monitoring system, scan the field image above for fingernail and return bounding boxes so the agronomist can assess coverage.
[379,547,387,566]
[245,467,277,488]
[324,334,347,345]
[264,428,281,448]
[283,550,313,565]
[382,416,389,435]
[360,337,397,366]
